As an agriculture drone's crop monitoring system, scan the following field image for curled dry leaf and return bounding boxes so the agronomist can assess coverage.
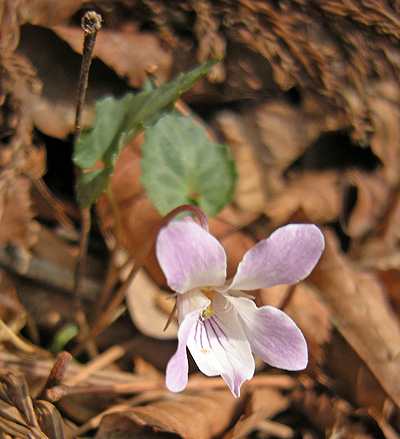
[264,171,341,226]
[125,268,178,340]
[95,390,245,439]
[341,170,391,239]
[308,229,400,411]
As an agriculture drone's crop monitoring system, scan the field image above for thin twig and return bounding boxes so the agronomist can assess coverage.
[65,340,137,387]
[74,11,102,142]
[89,187,123,324]
[0,318,36,354]
[38,351,72,401]
[64,373,298,396]
[73,11,102,358]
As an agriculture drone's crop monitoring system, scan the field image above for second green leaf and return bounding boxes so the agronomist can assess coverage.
[141,113,237,217]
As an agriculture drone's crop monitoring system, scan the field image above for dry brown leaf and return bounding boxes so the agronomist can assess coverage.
[0,270,27,334]
[95,390,246,439]
[17,23,133,138]
[96,135,158,251]
[53,23,173,88]
[309,229,400,411]
[95,136,165,286]
[291,388,362,437]
[366,82,400,185]
[255,102,323,172]
[264,171,341,226]
[366,407,400,439]
[216,111,266,217]
[324,331,390,414]
[350,184,400,262]
[378,269,400,318]
[341,170,391,238]
[125,268,178,340]
[0,370,67,439]
[20,0,83,27]
[225,388,289,439]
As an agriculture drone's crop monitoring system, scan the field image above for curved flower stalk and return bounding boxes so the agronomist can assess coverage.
[156,220,325,397]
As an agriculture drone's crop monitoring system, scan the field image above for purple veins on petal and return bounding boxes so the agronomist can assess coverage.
[186,294,255,397]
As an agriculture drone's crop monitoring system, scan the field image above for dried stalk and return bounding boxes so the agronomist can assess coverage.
[72,11,102,358]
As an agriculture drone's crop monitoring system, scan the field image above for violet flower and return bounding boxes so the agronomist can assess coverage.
[156,221,324,397]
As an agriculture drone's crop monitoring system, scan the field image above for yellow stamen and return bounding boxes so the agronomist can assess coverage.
[202,307,215,319]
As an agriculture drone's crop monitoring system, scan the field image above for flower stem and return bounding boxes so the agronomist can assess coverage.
[162,204,209,231]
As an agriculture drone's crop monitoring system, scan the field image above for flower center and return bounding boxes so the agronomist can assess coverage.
[199,287,216,320]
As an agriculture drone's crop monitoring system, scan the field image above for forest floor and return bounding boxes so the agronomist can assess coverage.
[1,1,400,438]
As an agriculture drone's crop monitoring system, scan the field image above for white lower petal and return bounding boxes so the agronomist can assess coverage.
[229,296,308,371]
[186,293,255,397]
[165,309,200,393]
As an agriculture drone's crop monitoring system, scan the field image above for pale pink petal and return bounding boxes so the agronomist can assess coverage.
[165,309,200,393]
[229,224,324,291]
[230,297,308,370]
[186,293,254,397]
[156,221,227,294]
